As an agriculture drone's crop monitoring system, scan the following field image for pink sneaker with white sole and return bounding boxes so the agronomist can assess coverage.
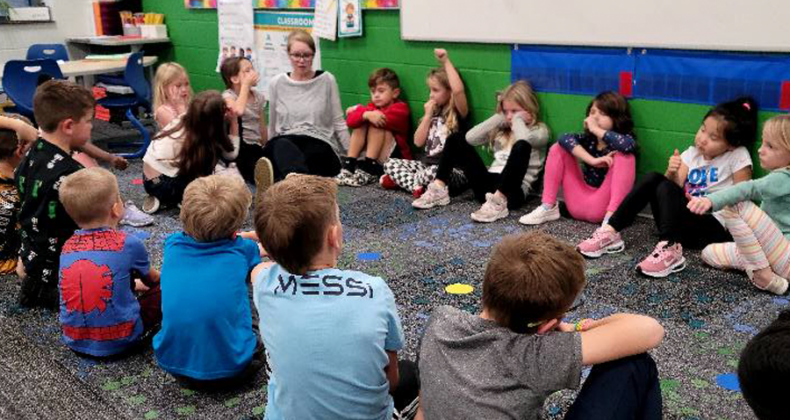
[636,241,686,278]
[577,226,625,258]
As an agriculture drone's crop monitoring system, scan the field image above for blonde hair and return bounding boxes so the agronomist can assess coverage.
[153,62,192,112]
[254,174,338,275]
[59,167,119,226]
[491,80,541,150]
[427,68,461,134]
[287,29,316,53]
[180,175,252,242]
[763,115,790,168]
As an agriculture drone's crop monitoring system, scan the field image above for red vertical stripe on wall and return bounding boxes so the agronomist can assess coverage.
[619,71,633,97]
[780,81,790,110]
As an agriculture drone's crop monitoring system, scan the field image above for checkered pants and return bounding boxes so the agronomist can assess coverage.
[383,158,466,192]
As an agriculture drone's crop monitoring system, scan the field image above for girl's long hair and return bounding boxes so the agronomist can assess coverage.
[152,62,192,112]
[157,90,234,182]
[491,80,540,150]
[427,68,461,134]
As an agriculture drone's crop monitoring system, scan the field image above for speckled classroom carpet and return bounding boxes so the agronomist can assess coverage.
[0,125,779,419]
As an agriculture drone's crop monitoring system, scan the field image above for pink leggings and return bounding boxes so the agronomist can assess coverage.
[542,143,636,223]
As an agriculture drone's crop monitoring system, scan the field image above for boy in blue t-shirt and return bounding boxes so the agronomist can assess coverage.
[252,174,418,420]
[58,167,161,357]
[153,174,265,389]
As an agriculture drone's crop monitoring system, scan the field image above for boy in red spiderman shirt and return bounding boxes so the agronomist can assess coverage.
[336,68,411,186]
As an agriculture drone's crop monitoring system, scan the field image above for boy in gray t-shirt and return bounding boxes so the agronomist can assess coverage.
[418,231,665,420]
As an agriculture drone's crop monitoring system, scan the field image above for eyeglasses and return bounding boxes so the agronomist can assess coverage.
[289,53,314,61]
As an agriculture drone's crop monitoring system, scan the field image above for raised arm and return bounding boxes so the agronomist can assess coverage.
[435,49,468,118]
[0,114,38,143]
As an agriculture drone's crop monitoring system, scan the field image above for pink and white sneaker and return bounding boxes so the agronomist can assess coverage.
[577,226,625,258]
[637,241,686,278]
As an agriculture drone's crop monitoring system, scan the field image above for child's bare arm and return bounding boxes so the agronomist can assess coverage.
[579,313,664,365]
[0,115,37,143]
[141,268,161,288]
[413,101,435,148]
[78,142,128,170]
[385,350,399,393]
[435,49,468,118]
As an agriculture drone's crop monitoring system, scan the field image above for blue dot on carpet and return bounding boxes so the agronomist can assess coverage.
[733,324,757,334]
[773,298,789,306]
[716,373,741,392]
[357,252,381,261]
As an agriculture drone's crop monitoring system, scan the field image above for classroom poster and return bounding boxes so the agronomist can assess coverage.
[254,11,321,93]
[217,0,257,72]
[312,0,338,41]
[338,0,362,37]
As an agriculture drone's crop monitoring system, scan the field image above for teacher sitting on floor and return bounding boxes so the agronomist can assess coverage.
[263,29,349,181]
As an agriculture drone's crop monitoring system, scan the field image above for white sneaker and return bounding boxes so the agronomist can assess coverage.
[120,201,155,227]
[470,193,508,223]
[519,204,560,225]
[141,195,159,214]
[412,183,450,209]
[335,168,354,186]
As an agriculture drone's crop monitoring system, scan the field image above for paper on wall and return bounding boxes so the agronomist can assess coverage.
[312,0,338,41]
[217,0,256,72]
[254,11,322,94]
[338,0,362,38]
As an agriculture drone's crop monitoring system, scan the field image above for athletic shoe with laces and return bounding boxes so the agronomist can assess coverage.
[254,157,274,208]
[120,201,155,227]
[412,183,450,209]
[519,204,560,225]
[470,193,509,223]
[141,195,160,214]
[379,174,398,190]
[636,241,686,278]
[577,226,625,258]
[335,168,354,186]
[345,169,376,187]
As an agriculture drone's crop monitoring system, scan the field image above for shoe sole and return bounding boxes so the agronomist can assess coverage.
[254,157,274,207]
[142,196,159,214]
[637,257,687,278]
[518,211,560,226]
[578,240,625,258]
[471,210,509,223]
[412,196,450,209]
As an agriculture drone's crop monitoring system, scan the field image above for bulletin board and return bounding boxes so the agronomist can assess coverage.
[185,0,398,9]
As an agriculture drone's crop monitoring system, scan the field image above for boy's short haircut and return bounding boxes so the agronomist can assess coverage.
[254,174,338,275]
[33,80,95,133]
[739,309,790,420]
[220,56,249,89]
[181,175,251,242]
[368,68,400,90]
[0,128,19,160]
[59,167,119,226]
[482,231,586,333]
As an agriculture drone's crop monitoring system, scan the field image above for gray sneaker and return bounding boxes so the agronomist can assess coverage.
[120,201,155,227]
[412,183,450,209]
[141,195,160,214]
[470,193,508,223]
[254,157,274,209]
[345,169,376,187]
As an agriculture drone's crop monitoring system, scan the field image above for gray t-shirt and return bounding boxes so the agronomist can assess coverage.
[222,89,265,146]
[419,306,583,420]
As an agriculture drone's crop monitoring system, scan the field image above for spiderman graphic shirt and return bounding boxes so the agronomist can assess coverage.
[59,228,151,357]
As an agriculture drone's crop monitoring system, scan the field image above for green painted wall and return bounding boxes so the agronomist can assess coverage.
[142,4,778,177]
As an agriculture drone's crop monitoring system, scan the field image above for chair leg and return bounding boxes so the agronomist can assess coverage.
[117,107,151,159]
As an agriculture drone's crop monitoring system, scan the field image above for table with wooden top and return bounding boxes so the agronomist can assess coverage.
[59,56,158,88]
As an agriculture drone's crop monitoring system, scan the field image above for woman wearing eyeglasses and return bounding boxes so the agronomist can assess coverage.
[261,29,350,184]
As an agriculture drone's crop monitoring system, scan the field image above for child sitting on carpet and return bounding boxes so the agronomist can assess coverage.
[418,231,665,419]
[252,174,418,419]
[154,175,265,389]
[58,167,161,357]
[336,67,411,186]
[381,48,468,197]
[15,80,92,309]
[0,114,36,275]
[738,309,790,420]
[153,62,192,128]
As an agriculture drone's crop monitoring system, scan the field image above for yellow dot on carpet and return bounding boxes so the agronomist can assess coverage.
[445,283,474,294]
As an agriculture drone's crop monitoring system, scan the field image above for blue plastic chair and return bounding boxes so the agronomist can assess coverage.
[97,52,152,159]
[1,58,64,121]
[26,44,70,62]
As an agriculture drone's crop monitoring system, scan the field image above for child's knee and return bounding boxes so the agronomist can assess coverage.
[700,244,721,268]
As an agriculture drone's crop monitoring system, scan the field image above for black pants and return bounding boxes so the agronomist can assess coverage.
[608,172,732,248]
[236,141,267,184]
[18,260,59,310]
[392,359,420,412]
[143,174,188,209]
[565,353,662,420]
[435,133,531,210]
[263,135,342,182]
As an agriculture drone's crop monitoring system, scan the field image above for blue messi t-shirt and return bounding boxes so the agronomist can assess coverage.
[253,265,404,420]
[153,233,260,380]
[58,228,150,357]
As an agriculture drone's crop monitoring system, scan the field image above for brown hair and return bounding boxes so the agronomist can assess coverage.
[0,128,18,160]
[368,68,400,90]
[180,175,252,242]
[59,167,119,226]
[482,231,586,333]
[586,91,635,137]
[33,80,95,133]
[219,56,250,89]
[427,67,460,134]
[157,90,234,183]
[287,29,316,53]
[254,174,338,275]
